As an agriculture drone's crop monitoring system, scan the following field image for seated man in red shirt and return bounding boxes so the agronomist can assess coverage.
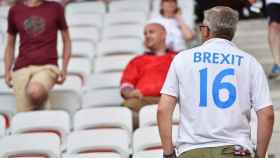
[120,23,176,112]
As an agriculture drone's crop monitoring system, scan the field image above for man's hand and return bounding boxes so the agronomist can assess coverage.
[128,89,143,99]
[5,71,13,88]
[56,69,67,84]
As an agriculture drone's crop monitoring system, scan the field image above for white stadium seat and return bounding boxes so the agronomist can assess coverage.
[133,126,178,153]
[0,133,60,158]
[88,72,121,89]
[58,40,96,61]
[0,114,5,137]
[49,75,83,115]
[63,153,122,158]
[133,149,163,158]
[11,110,71,144]
[139,104,180,128]
[67,14,104,30]
[0,6,10,18]
[104,12,147,27]
[102,24,144,40]
[97,38,144,56]
[94,55,136,73]
[74,107,133,133]
[66,1,106,15]
[59,58,91,83]
[67,129,130,158]
[109,0,150,14]
[82,88,123,109]
[69,27,100,45]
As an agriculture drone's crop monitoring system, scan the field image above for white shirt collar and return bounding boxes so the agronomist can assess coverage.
[202,38,236,47]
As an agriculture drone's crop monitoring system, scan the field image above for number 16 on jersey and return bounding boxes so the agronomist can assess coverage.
[199,68,237,109]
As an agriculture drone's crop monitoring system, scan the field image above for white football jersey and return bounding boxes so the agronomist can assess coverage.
[161,38,272,155]
[266,0,280,4]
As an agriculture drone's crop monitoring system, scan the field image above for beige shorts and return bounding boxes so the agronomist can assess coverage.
[12,65,60,112]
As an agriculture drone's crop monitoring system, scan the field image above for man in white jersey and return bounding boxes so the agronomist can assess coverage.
[157,6,274,158]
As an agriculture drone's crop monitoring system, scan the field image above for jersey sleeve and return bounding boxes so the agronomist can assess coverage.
[250,59,272,111]
[160,58,179,98]
[56,3,68,30]
[7,7,17,35]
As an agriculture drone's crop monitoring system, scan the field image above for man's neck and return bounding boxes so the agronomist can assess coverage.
[24,0,43,7]
[152,47,167,56]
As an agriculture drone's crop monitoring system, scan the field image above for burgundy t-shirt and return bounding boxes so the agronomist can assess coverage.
[7,1,68,70]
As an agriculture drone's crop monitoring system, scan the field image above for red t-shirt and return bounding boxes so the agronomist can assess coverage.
[7,1,68,70]
[120,50,177,97]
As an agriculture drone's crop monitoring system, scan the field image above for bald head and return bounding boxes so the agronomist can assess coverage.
[144,23,167,51]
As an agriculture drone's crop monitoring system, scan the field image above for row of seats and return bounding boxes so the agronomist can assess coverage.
[0,106,279,158]
[0,105,180,158]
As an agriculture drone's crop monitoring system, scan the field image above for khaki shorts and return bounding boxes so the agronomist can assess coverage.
[178,145,252,158]
[12,65,60,112]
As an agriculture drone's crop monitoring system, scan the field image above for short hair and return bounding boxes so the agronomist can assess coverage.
[146,23,167,34]
[204,6,239,40]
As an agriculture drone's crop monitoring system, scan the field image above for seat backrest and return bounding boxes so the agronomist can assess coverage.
[139,104,180,127]
[11,111,71,143]
[82,88,123,109]
[133,126,178,153]
[69,27,100,45]
[97,38,143,57]
[109,0,151,14]
[74,107,133,133]
[133,149,162,158]
[102,24,144,40]
[64,153,122,158]
[0,114,5,137]
[66,14,104,30]
[0,133,60,158]
[94,55,136,73]
[88,72,121,89]
[0,6,9,18]
[66,2,106,15]
[67,129,130,158]
[104,12,147,27]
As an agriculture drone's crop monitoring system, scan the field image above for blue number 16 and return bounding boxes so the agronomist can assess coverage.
[199,68,236,109]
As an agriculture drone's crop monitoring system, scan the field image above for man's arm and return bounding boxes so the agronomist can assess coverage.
[57,29,71,84]
[4,34,16,88]
[157,94,177,155]
[256,106,274,158]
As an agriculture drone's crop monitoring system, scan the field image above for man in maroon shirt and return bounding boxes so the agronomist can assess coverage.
[4,0,71,112]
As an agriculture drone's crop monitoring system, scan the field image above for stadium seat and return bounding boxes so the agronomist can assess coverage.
[49,75,83,115]
[63,153,122,158]
[104,12,147,27]
[274,110,280,132]
[94,55,136,73]
[97,38,144,57]
[74,107,133,133]
[102,24,144,40]
[267,132,280,158]
[11,110,71,144]
[67,129,130,158]
[69,27,100,46]
[59,58,91,83]
[133,126,178,153]
[58,40,96,61]
[88,72,121,89]
[139,104,180,128]
[0,114,5,137]
[66,1,106,15]
[66,14,104,30]
[0,79,16,128]
[82,88,123,109]
[109,0,151,14]
[133,149,162,158]
[0,61,4,78]
[0,6,9,18]
[0,133,60,158]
